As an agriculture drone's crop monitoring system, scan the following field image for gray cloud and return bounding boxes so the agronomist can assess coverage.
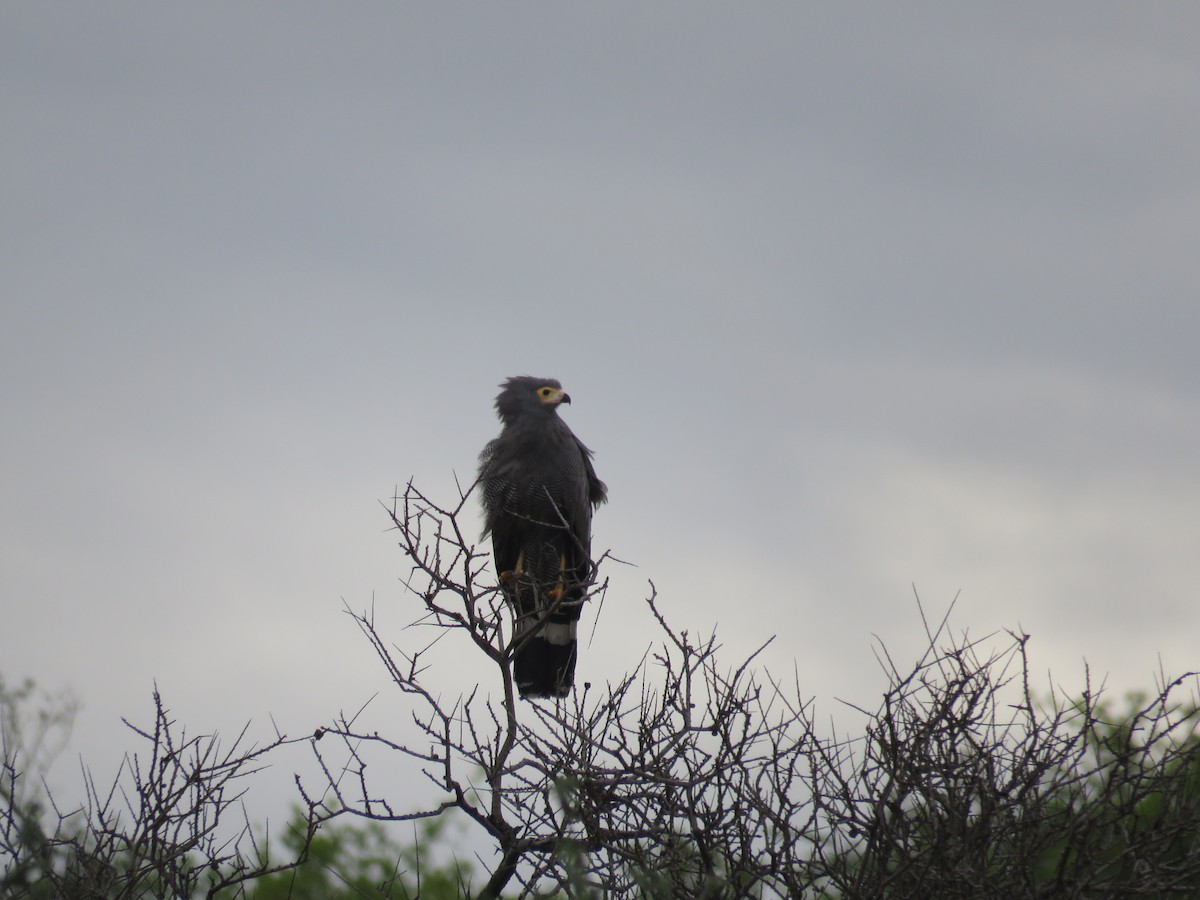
[3,2,1198,826]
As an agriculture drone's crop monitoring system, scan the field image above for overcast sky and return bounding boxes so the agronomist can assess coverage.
[4,4,1199,829]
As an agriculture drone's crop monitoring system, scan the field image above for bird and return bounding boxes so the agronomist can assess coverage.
[477,376,607,698]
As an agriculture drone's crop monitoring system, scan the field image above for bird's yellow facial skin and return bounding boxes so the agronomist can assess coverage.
[537,385,567,406]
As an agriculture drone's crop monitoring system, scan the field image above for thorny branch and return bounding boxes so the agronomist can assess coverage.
[2,687,325,898]
[307,482,1200,899]
[6,480,1200,898]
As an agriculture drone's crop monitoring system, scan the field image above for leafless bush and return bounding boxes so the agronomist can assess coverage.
[306,482,825,898]
[1,687,323,898]
[7,481,1198,898]
[307,481,1200,899]
[816,612,1200,899]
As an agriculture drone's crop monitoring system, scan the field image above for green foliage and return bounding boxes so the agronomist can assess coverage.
[1,674,81,897]
[1028,694,1200,894]
[244,810,477,900]
[830,685,1200,899]
[626,832,752,900]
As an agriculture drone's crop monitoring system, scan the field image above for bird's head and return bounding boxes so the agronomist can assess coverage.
[494,375,571,426]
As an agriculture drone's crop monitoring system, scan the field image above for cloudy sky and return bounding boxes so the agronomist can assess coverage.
[4,4,1199,826]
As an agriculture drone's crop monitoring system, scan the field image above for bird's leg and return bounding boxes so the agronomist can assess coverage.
[499,549,525,586]
[546,552,568,603]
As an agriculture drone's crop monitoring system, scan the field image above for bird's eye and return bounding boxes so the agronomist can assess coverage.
[539,387,552,397]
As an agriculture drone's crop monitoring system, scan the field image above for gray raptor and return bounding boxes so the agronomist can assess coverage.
[477,376,607,698]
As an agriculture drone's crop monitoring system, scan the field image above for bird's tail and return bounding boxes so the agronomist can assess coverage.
[508,580,582,699]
